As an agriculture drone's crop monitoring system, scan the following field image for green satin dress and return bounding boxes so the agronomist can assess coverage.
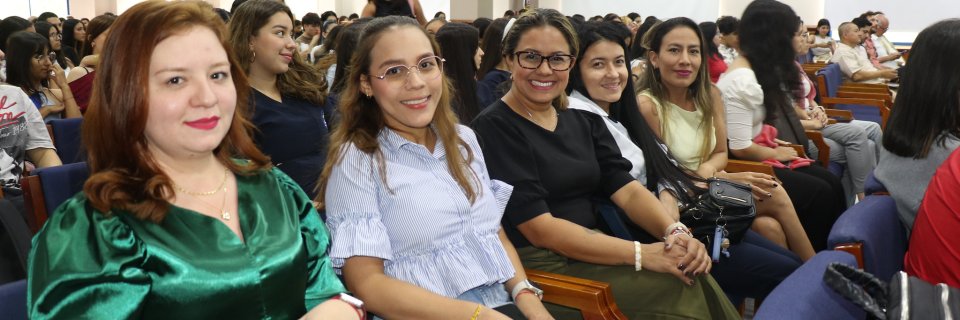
[27,168,346,319]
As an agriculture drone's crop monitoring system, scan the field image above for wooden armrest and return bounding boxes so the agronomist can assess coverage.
[805,130,831,167]
[837,90,892,106]
[526,269,627,320]
[821,97,890,129]
[725,159,775,176]
[787,144,808,159]
[824,109,854,120]
[21,175,46,234]
[841,82,889,90]
[833,243,865,269]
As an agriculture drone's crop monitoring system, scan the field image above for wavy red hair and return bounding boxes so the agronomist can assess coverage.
[82,1,270,222]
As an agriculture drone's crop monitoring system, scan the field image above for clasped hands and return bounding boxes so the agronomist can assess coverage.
[643,233,711,286]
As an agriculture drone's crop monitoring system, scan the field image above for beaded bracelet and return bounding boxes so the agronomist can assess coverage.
[634,241,642,271]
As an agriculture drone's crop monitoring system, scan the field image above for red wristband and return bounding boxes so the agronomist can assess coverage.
[330,295,366,320]
[515,289,536,300]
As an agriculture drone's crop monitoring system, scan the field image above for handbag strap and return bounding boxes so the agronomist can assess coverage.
[823,263,888,319]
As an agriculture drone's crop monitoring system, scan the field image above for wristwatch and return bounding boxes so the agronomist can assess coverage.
[511,280,544,301]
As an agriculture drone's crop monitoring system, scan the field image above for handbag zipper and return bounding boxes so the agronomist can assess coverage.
[717,194,747,203]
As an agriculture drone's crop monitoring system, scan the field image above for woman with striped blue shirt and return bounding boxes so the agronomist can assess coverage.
[318,16,552,320]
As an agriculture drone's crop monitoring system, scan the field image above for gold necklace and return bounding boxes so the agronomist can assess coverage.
[187,186,231,221]
[519,103,557,126]
[174,169,228,196]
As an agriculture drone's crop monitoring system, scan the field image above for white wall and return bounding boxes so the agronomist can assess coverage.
[824,1,948,44]
[560,0,719,24]
[720,0,824,26]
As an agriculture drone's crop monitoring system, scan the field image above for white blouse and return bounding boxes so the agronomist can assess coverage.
[716,68,766,150]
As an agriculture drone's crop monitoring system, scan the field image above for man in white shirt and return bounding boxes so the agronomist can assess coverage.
[872,14,904,69]
[830,22,897,84]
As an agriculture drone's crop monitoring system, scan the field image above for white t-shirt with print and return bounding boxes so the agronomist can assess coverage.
[0,85,56,189]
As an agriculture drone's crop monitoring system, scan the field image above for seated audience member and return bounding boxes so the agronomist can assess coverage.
[436,22,483,123]
[792,20,880,203]
[716,16,739,66]
[637,17,814,260]
[717,0,845,251]
[362,0,427,26]
[65,14,115,113]
[33,21,73,69]
[809,19,835,62]
[425,17,446,35]
[831,22,896,84]
[228,0,332,199]
[27,2,358,319]
[319,16,552,319]
[0,17,35,82]
[471,9,740,319]
[627,17,659,77]
[698,21,726,83]
[328,18,370,111]
[59,19,84,68]
[473,17,493,43]
[296,12,322,55]
[476,18,511,108]
[905,147,960,288]
[0,84,61,211]
[570,20,801,302]
[313,25,341,86]
[875,19,960,234]
[872,14,904,69]
[0,17,35,53]
[858,11,887,69]
[309,20,338,62]
[5,31,81,120]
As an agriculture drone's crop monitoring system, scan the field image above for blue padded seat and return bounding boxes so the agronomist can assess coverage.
[33,162,90,217]
[0,279,27,320]
[827,195,907,281]
[754,251,864,320]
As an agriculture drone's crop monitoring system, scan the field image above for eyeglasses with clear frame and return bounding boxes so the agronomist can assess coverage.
[513,51,576,71]
[33,52,57,63]
[371,56,445,85]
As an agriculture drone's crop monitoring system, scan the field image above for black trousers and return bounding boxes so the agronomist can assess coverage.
[774,165,846,251]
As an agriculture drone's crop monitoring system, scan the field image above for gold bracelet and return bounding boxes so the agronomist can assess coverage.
[469,304,482,320]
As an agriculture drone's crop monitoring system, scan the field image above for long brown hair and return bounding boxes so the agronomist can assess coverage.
[637,17,716,164]
[82,1,270,222]
[500,8,579,110]
[316,16,478,207]
[79,14,116,58]
[228,0,328,105]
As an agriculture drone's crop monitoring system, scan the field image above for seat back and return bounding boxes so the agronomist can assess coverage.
[596,202,634,241]
[816,63,844,98]
[0,279,27,320]
[827,195,906,281]
[864,170,888,195]
[22,162,90,232]
[754,251,865,320]
[47,118,84,164]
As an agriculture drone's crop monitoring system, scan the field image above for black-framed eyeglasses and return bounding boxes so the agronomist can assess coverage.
[513,51,576,71]
[371,56,445,85]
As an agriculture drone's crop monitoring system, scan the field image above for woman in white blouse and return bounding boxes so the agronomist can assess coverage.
[716,0,845,251]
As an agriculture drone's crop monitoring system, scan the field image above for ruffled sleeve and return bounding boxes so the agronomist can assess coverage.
[27,195,150,320]
[718,69,765,150]
[272,169,346,310]
[324,143,394,268]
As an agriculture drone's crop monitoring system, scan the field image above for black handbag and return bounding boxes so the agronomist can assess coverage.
[824,263,960,320]
[679,178,756,261]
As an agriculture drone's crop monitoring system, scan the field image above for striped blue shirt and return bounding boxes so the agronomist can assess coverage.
[325,124,516,298]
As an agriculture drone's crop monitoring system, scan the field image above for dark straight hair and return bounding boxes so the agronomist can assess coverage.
[33,21,69,68]
[436,22,482,123]
[738,0,801,123]
[816,18,831,37]
[5,31,49,95]
[629,16,659,61]
[698,21,720,59]
[0,16,32,53]
[567,21,703,204]
[883,19,960,159]
[330,18,370,94]
[476,18,509,79]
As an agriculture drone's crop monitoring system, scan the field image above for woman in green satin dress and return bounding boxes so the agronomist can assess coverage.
[26,2,360,319]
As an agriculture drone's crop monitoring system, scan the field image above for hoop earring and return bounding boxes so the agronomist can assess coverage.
[251,51,256,62]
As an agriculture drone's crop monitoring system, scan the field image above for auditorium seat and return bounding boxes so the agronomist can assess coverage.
[754,250,864,320]
[827,195,907,281]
